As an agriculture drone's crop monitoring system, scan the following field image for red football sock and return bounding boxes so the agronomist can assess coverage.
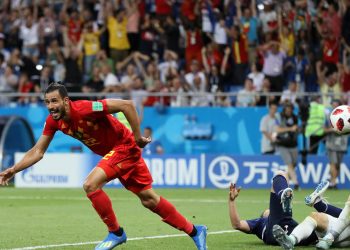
[87,189,119,232]
[151,196,193,235]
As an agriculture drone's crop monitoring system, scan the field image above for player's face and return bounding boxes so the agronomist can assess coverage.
[44,90,69,120]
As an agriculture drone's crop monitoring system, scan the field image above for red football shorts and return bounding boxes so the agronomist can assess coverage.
[97,150,153,194]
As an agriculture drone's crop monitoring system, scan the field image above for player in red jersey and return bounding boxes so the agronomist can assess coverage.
[0,83,207,250]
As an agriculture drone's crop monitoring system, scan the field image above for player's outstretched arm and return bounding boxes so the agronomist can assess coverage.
[228,183,250,233]
[105,99,151,148]
[0,135,53,185]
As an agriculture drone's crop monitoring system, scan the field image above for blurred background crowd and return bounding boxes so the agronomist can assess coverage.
[0,0,349,108]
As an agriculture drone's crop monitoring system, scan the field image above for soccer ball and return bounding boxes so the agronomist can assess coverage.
[329,105,350,134]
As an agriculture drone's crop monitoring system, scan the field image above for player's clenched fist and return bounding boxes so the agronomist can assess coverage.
[135,136,152,148]
[0,167,15,186]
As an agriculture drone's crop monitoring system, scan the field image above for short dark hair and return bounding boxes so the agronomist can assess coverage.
[45,82,68,98]
[144,126,152,132]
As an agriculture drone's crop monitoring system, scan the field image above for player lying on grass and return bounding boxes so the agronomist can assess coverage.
[273,181,350,250]
[228,171,318,246]
[0,83,207,250]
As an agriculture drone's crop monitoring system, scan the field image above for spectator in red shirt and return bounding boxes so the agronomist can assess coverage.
[185,25,203,71]
[155,0,172,19]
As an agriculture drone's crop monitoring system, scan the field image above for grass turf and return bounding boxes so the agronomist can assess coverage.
[0,188,348,250]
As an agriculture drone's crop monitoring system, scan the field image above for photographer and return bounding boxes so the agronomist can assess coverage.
[324,99,349,189]
[274,103,300,190]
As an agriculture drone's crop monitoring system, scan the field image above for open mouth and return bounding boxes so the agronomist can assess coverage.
[50,110,60,118]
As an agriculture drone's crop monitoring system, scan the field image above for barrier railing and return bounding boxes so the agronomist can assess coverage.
[0,91,340,107]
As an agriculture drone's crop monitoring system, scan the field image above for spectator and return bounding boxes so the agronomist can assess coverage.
[0,33,10,62]
[280,81,299,106]
[2,65,18,92]
[130,75,148,120]
[104,5,130,63]
[38,6,57,50]
[170,77,189,107]
[229,25,249,86]
[259,1,277,34]
[185,25,203,71]
[213,15,228,47]
[316,61,341,108]
[17,72,39,104]
[4,8,21,50]
[278,21,295,58]
[189,75,210,106]
[247,62,264,91]
[325,1,342,39]
[163,16,180,53]
[101,63,122,93]
[45,39,65,83]
[143,79,170,107]
[20,12,40,63]
[60,3,83,47]
[260,41,286,93]
[237,0,258,63]
[37,65,53,92]
[80,21,105,82]
[260,102,278,154]
[142,126,164,155]
[155,0,172,20]
[82,65,104,95]
[201,43,223,72]
[185,59,207,92]
[125,0,140,52]
[236,77,256,107]
[305,95,326,155]
[62,45,82,92]
[139,14,162,57]
[134,52,159,91]
[92,50,114,75]
[214,91,232,107]
[284,49,309,91]
[157,50,178,84]
[274,103,299,190]
[256,77,276,106]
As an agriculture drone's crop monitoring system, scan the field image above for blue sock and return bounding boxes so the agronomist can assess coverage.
[272,175,288,200]
[314,201,342,218]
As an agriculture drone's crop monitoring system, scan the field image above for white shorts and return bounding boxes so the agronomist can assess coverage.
[316,214,350,247]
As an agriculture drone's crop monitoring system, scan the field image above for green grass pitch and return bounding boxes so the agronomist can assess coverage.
[0,188,348,250]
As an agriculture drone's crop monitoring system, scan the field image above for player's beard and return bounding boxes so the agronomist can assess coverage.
[50,106,66,120]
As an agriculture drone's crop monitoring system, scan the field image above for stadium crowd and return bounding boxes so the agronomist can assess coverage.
[0,0,349,108]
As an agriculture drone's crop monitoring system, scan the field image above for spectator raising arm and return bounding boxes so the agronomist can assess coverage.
[221,47,230,76]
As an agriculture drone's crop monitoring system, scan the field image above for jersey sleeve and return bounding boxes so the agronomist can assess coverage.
[246,218,264,234]
[76,100,109,117]
[42,115,58,136]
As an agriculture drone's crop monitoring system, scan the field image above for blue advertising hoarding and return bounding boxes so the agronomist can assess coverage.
[14,153,350,189]
[105,154,350,189]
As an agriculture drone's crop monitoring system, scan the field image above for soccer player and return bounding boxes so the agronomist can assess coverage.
[228,171,318,246]
[273,181,350,249]
[0,83,207,250]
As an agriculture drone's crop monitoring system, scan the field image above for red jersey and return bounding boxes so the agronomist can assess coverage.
[67,18,82,44]
[322,38,339,64]
[43,100,140,158]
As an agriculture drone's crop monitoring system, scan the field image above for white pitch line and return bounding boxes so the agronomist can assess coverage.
[6,230,239,250]
[0,195,346,205]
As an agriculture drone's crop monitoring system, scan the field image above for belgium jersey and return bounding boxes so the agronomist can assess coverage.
[43,100,141,160]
